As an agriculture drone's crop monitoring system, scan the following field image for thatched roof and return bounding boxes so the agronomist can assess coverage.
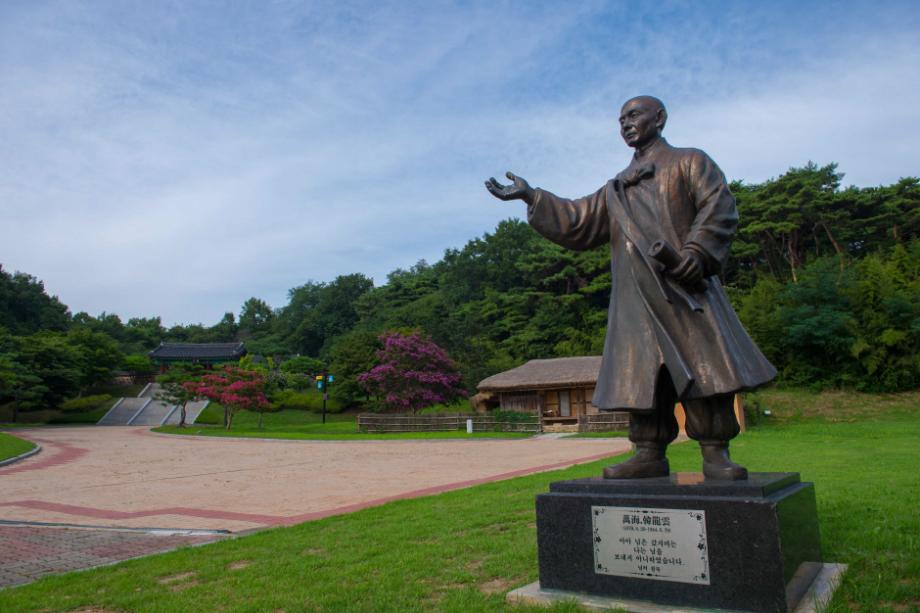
[477,356,602,392]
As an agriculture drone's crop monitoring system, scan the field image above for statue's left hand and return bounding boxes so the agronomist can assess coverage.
[671,250,704,289]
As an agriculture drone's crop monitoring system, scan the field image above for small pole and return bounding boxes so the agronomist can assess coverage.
[322,370,327,424]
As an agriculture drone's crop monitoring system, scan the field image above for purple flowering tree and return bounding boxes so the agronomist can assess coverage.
[357,331,467,413]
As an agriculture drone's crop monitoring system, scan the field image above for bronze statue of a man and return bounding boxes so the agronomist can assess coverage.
[485,96,776,480]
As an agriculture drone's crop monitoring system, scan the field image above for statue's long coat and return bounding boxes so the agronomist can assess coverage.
[528,138,776,411]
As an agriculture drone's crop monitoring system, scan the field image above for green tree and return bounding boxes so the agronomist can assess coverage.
[280,355,324,376]
[66,328,124,393]
[239,297,274,336]
[155,362,205,427]
[846,243,920,391]
[0,350,46,422]
[0,266,70,334]
[210,312,238,342]
[5,332,83,409]
[326,329,382,405]
[733,162,844,284]
[123,317,165,352]
[123,354,156,377]
[280,274,374,355]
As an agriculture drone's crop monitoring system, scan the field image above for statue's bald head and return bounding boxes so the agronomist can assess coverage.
[623,95,666,113]
[619,95,668,149]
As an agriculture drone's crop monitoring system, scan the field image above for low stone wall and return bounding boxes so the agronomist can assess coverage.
[358,413,541,433]
[577,412,629,432]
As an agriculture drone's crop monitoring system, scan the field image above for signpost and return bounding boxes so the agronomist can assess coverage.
[316,372,333,424]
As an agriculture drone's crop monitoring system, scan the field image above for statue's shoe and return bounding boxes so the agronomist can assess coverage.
[701,445,748,480]
[603,456,669,479]
[703,460,748,480]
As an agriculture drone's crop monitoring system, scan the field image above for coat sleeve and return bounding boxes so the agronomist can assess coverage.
[527,185,610,251]
[682,150,739,275]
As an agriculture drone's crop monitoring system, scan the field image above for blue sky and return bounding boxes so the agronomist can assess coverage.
[2,1,919,325]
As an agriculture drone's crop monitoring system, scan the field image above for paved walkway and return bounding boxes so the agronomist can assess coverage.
[0,524,223,589]
[0,427,629,533]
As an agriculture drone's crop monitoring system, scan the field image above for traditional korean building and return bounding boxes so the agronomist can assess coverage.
[477,356,605,426]
[477,356,745,432]
[148,342,247,372]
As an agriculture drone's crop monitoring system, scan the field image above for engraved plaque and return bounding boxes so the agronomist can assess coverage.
[591,506,710,585]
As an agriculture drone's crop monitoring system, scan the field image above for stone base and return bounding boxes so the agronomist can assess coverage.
[507,563,847,613]
[535,473,823,613]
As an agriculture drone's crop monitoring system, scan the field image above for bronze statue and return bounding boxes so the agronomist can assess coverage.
[485,96,776,480]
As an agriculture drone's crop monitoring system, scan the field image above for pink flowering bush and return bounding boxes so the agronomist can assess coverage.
[185,366,270,429]
[357,331,466,413]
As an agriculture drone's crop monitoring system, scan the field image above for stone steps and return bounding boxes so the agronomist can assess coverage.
[162,400,210,426]
[99,381,210,427]
[97,397,151,426]
[128,400,175,426]
[542,423,579,433]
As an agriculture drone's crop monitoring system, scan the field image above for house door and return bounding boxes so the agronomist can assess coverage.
[559,391,571,417]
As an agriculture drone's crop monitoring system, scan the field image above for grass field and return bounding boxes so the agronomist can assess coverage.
[0,431,36,462]
[0,389,917,612]
[155,407,534,440]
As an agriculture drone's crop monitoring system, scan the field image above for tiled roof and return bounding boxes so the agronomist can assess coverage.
[477,356,602,392]
[148,342,246,361]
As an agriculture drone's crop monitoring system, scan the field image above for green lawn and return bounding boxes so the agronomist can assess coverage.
[155,408,533,440]
[1,389,917,612]
[0,431,36,462]
[565,430,629,438]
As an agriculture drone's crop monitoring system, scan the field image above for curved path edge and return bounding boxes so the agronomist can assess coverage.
[0,444,41,468]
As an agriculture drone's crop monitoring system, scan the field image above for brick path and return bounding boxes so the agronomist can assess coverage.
[0,525,223,588]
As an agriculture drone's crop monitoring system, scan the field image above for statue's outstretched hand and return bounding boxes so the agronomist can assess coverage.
[485,171,535,203]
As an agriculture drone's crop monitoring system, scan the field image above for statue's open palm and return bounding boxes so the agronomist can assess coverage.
[485,172,534,202]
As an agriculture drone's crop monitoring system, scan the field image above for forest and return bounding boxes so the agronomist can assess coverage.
[1,162,918,411]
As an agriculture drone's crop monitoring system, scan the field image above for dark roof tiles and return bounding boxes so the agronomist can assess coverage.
[148,342,246,361]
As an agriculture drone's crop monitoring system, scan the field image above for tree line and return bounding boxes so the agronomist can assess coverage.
[1,162,917,413]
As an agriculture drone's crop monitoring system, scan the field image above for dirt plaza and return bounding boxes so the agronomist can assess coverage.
[0,427,629,533]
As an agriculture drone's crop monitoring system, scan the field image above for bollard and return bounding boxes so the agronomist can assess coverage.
[466,418,473,434]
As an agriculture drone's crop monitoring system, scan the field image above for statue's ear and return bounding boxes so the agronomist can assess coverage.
[656,108,668,133]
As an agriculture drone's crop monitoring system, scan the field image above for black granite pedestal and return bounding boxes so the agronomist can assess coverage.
[534,473,822,613]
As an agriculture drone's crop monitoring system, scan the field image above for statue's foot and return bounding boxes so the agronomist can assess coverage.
[701,443,748,480]
[603,447,669,479]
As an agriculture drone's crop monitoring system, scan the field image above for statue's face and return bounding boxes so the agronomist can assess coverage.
[619,99,662,149]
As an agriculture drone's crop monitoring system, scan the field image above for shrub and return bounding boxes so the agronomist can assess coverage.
[490,409,537,424]
[280,356,324,375]
[60,394,114,413]
[741,394,766,427]
[272,389,314,411]
[123,354,155,374]
[271,389,344,413]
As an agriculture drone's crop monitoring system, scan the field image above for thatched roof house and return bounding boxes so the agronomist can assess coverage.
[477,356,745,432]
[478,356,602,392]
[477,357,604,424]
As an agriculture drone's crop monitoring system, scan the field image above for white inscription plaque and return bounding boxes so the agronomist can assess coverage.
[591,506,709,585]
